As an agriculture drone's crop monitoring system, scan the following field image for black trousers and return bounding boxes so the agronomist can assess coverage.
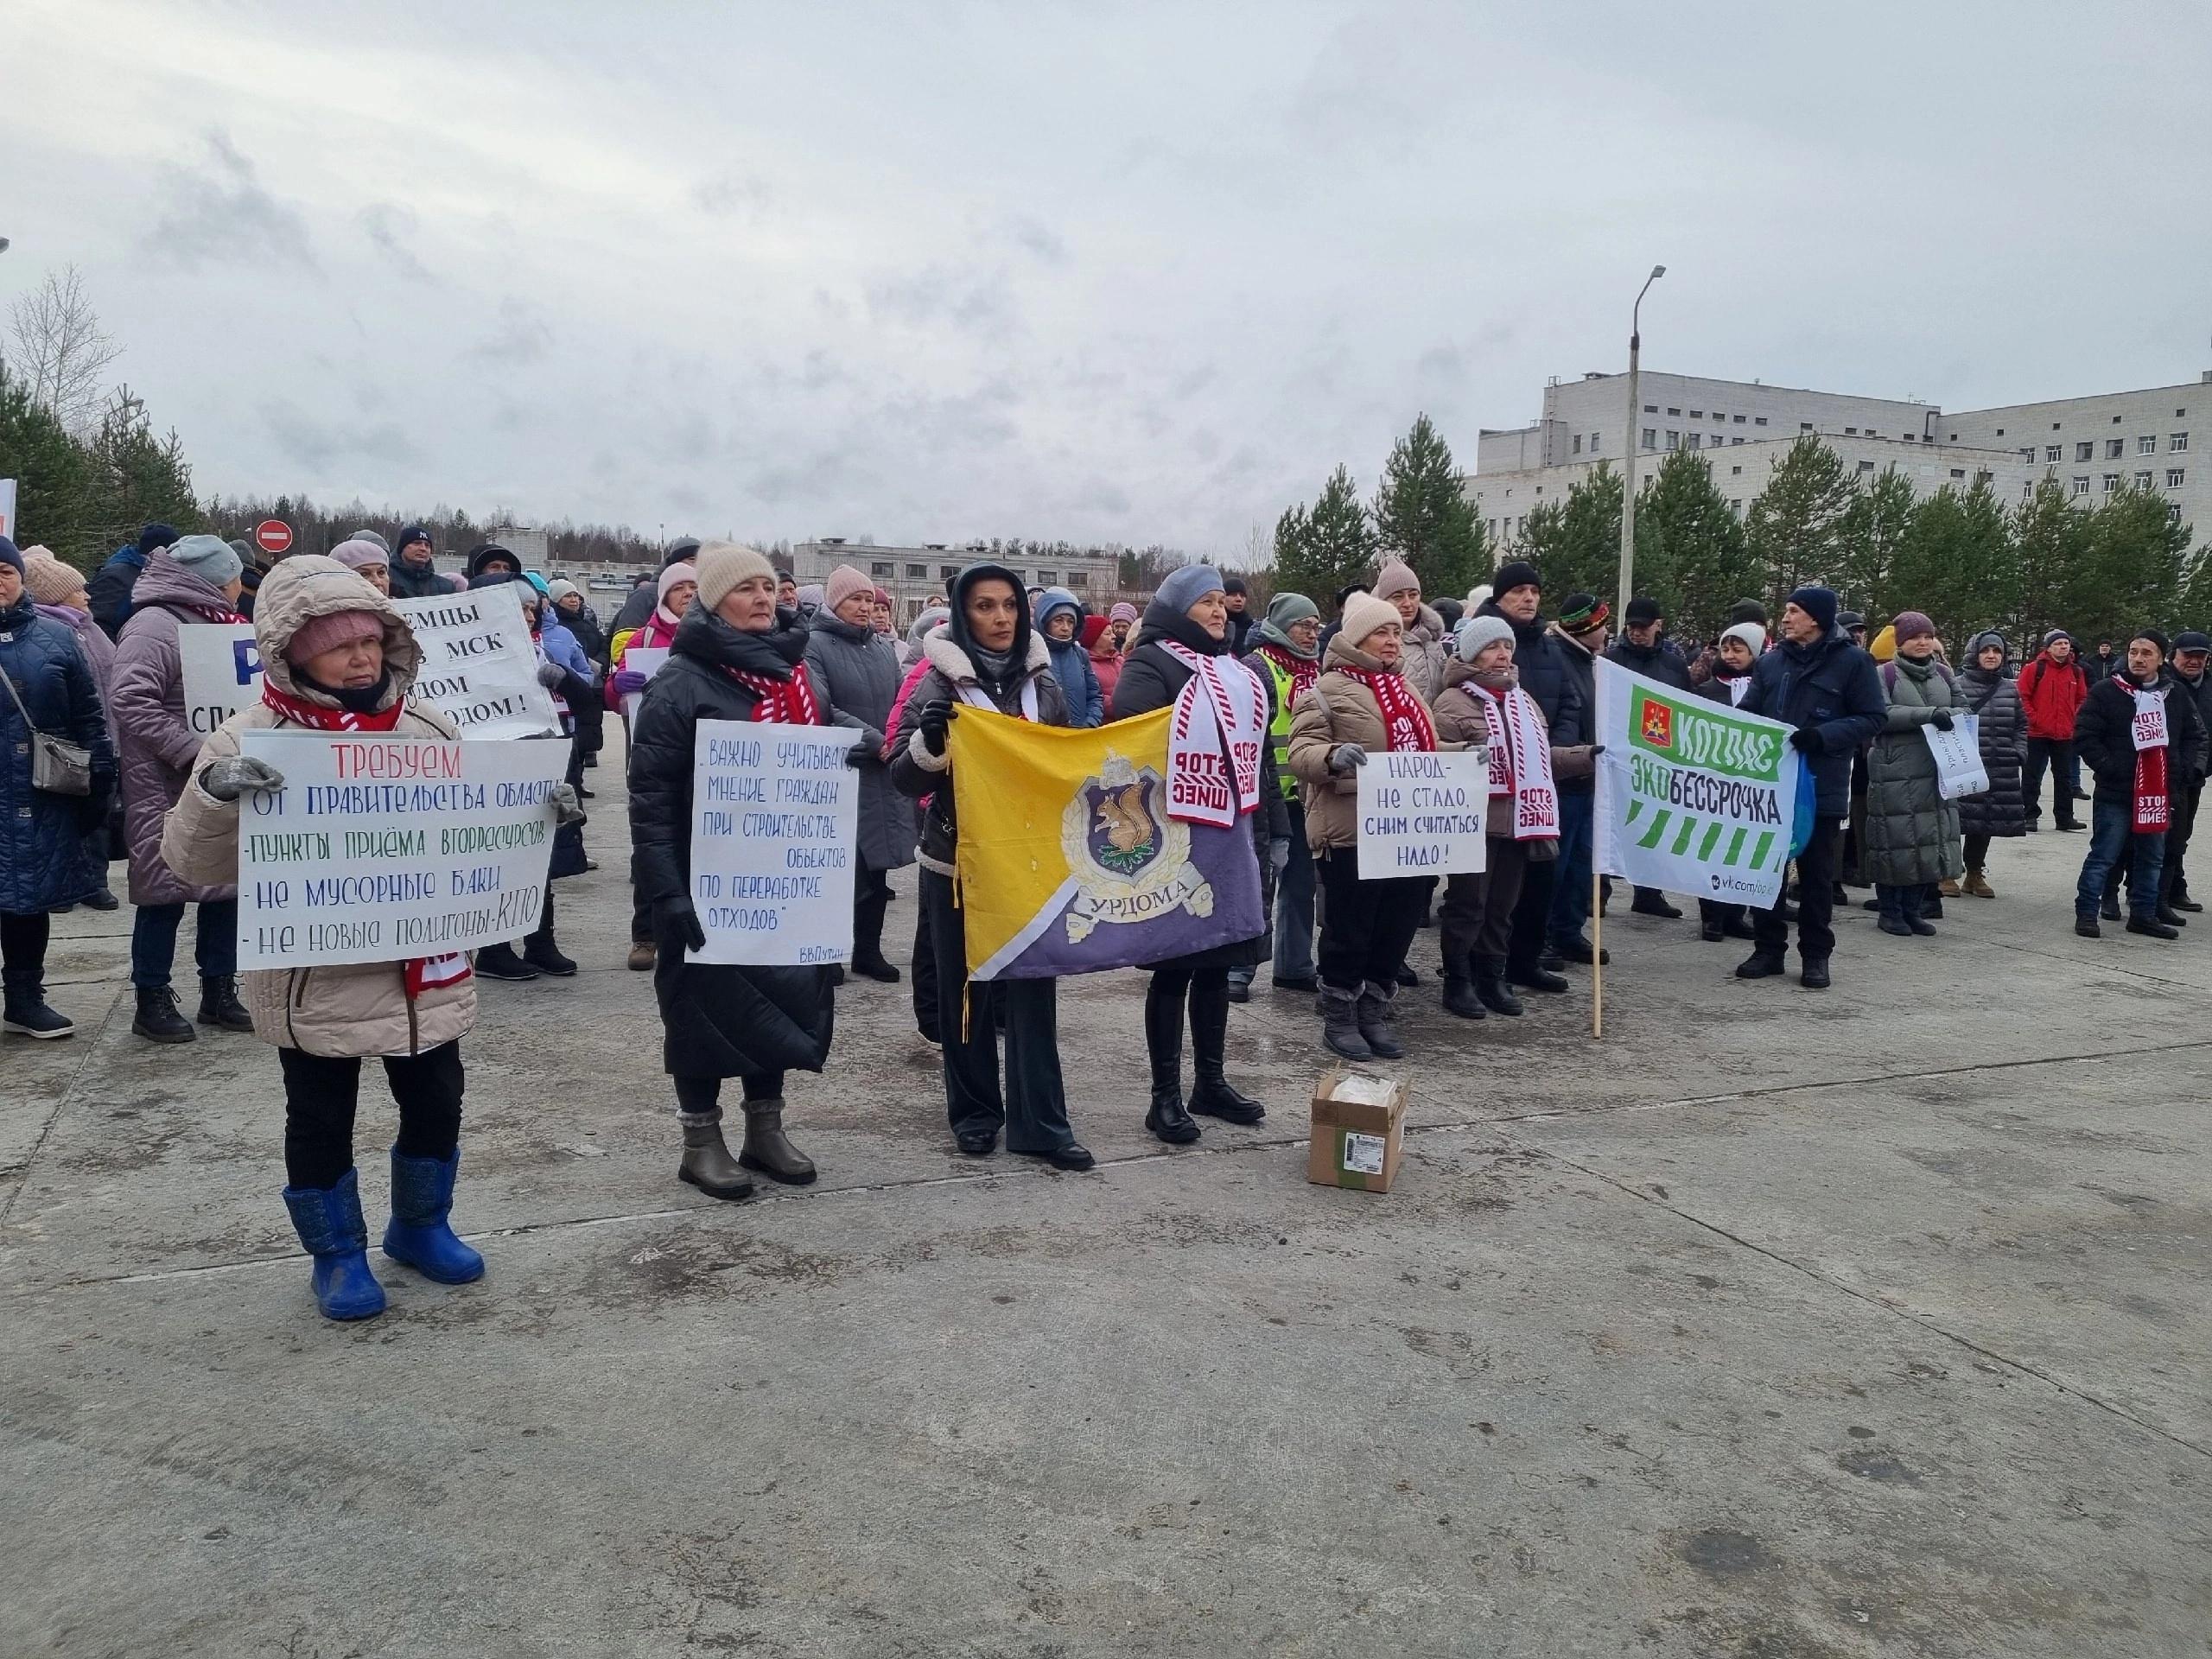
[1,911,51,999]
[1145,965,1231,1074]
[674,1073,783,1118]
[2167,779,2203,899]
[922,868,1073,1152]
[853,861,893,966]
[1507,852,1557,972]
[1963,832,1992,873]
[1754,816,1840,961]
[911,882,940,1043]
[1438,840,1530,969]
[279,1041,464,1191]
[2023,738,2080,828]
[1316,852,1431,992]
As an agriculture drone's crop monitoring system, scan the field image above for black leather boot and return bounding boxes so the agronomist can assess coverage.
[131,985,195,1044]
[1186,970,1265,1124]
[522,890,577,976]
[1440,957,1485,1019]
[196,975,254,1031]
[1143,976,1200,1143]
[1473,956,1522,1016]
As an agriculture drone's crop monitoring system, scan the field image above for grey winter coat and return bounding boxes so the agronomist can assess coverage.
[111,550,240,906]
[804,611,916,872]
[1955,639,2028,842]
[1864,653,1964,885]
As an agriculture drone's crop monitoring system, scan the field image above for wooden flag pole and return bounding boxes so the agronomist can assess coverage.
[1590,867,1605,1039]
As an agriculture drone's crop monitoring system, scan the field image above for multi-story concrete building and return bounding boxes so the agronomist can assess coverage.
[1470,367,2209,558]
[790,538,1121,625]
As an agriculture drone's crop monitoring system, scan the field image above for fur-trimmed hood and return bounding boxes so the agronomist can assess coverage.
[252,554,422,715]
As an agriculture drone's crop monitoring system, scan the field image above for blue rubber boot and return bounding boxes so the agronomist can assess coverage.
[382,1147,485,1284]
[281,1169,387,1322]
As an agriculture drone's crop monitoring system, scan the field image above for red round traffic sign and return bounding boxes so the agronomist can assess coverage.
[254,519,293,556]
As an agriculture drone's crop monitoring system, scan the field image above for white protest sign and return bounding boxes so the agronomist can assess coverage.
[0,479,16,540]
[620,645,671,720]
[392,583,562,738]
[1355,749,1491,878]
[688,720,861,965]
[178,622,263,736]
[234,730,564,969]
[1922,712,1988,800]
[1594,658,1803,908]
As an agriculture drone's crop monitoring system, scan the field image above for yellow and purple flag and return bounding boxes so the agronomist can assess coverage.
[945,704,1264,980]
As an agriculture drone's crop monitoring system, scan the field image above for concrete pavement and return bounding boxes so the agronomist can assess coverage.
[3,754,2208,1657]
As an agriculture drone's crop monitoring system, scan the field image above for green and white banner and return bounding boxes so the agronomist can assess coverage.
[1594,658,1805,908]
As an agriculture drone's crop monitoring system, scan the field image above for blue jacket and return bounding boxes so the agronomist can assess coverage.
[1034,587,1103,727]
[1738,627,1887,817]
[0,600,117,914]
[86,544,145,641]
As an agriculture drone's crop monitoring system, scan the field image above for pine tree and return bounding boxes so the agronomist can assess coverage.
[1274,466,1376,615]
[2082,483,2190,642]
[1372,414,1486,601]
[86,385,203,552]
[2011,478,2088,646]
[0,362,98,567]
[1633,449,1758,642]
[1517,464,1620,605]
[1891,481,2015,655]
[1833,466,1916,621]
[1745,435,1859,607]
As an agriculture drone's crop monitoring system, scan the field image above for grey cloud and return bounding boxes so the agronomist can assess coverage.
[359,204,436,283]
[865,268,1016,337]
[261,399,420,470]
[693,171,773,217]
[149,130,316,270]
[468,299,553,365]
[999,213,1066,264]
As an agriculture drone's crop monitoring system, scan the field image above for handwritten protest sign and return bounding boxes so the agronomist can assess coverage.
[1594,658,1803,908]
[392,584,561,738]
[620,646,670,720]
[1355,750,1491,878]
[1921,713,1988,800]
[175,585,559,741]
[177,623,262,736]
[687,721,860,965]
[234,731,565,969]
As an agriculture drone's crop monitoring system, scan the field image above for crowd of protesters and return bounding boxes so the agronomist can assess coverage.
[4,519,2206,1323]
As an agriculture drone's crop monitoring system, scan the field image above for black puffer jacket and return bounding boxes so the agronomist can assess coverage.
[2075,668,2206,805]
[1604,634,1694,694]
[890,563,1070,874]
[629,604,835,1079]
[385,555,448,601]
[1109,599,1281,971]
[1955,637,2028,841]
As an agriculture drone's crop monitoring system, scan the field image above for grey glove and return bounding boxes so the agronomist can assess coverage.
[200,755,286,802]
[1328,742,1367,773]
[1269,836,1292,874]
[536,660,568,690]
[550,782,586,826]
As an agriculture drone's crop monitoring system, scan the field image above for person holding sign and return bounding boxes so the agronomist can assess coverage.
[1109,565,1280,1144]
[1864,612,1965,938]
[891,561,1090,1168]
[160,556,564,1321]
[1430,614,1585,1020]
[2072,630,2202,940]
[629,542,839,1199]
[1287,590,1446,1061]
[111,533,255,1044]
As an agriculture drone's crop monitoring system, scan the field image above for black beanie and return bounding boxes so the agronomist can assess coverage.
[1786,585,1840,633]
[1491,560,1541,598]
[1727,598,1769,626]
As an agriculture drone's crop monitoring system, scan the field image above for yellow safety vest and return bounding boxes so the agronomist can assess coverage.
[1260,652,1300,803]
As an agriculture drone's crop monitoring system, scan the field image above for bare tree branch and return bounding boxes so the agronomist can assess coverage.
[8,264,123,436]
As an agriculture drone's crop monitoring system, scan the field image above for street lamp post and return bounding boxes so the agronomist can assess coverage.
[1617,264,1666,621]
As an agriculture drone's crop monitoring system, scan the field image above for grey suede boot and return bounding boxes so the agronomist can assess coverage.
[1357,981,1406,1059]
[738,1098,817,1185]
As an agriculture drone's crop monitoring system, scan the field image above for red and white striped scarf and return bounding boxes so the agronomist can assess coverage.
[1333,665,1437,753]
[178,601,246,625]
[1255,641,1320,706]
[725,666,822,726]
[1159,640,1268,827]
[258,677,468,1000]
[2123,675,2171,834]
[1467,679,1560,841]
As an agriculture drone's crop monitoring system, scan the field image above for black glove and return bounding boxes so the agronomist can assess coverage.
[1929,709,1954,731]
[75,791,112,833]
[652,896,708,954]
[918,699,958,758]
[843,744,868,768]
[1789,728,1822,754]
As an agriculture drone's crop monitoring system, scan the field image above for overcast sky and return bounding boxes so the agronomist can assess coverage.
[10,1,2210,556]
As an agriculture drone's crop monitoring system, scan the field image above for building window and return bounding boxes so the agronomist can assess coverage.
[2136,471,2154,489]
[1689,409,1703,419]
[1800,422,1814,432]
[2139,435,2158,454]
[1643,404,1657,414]
[1755,416,1768,426]
[1065,572,1087,588]
[1731,436,1745,445]
[940,564,959,580]
[1035,569,1056,584]
[1590,431,1601,453]
[2019,448,2034,463]
[906,563,928,579]
[2170,503,2183,523]
[1573,434,1583,454]
[1949,468,1965,480]
[1857,460,1876,474]
[870,561,893,577]
[2073,476,2090,496]
[1846,427,1859,435]
[2173,433,2190,451]
[1732,414,1746,424]
[2107,439,2125,459]
[2022,482,2035,501]
[1688,433,1702,449]
[2169,468,2186,488]
[2075,442,2094,462]
[2101,474,2120,493]
[2045,445,2062,462]
[1666,407,1680,416]
[1642,427,1656,450]
[1664,430,1680,450]
[1731,465,1743,475]
[1868,431,1879,439]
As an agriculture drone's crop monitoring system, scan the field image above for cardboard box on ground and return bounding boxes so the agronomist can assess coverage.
[1307,1069,1408,1193]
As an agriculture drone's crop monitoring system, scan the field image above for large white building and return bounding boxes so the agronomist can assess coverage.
[789,538,1121,625]
[1469,367,2209,558]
